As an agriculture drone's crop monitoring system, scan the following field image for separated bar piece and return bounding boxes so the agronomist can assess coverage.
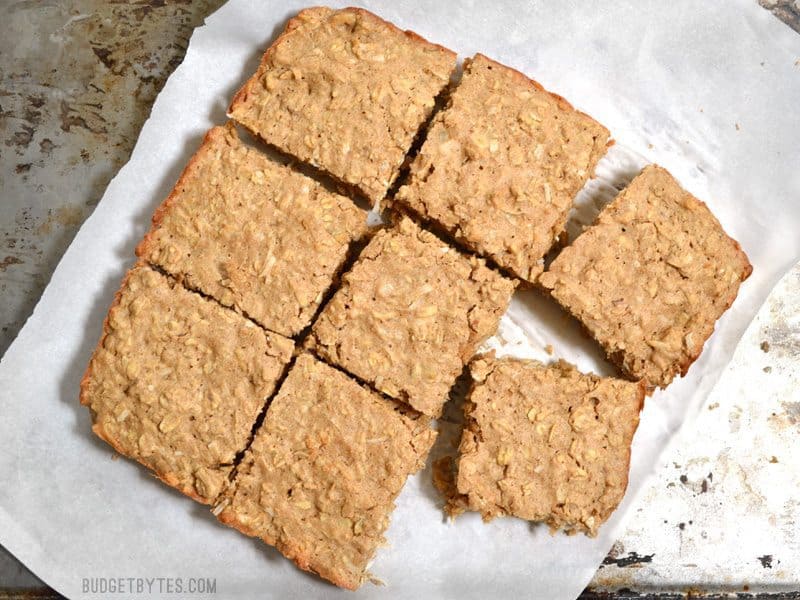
[80,265,294,503]
[309,217,517,417]
[228,7,457,204]
[453,355,644,536]
[539,165,752,389]
[137,123,368,338]
[394,54,610,283]
[215,353,436,590]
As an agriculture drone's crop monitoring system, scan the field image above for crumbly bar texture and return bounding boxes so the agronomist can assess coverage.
[228,7,457,204]
[80,264,294,504]
[454,355,644,536]
[393,54,610,282]
[216,353,436,590]
[539,165,752,388]
[309,217,517,417]
[136,123,367,338]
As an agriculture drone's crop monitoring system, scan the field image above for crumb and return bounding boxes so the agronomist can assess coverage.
[431,456,467,518]
[760,341,770,352]
[544,344,554,355]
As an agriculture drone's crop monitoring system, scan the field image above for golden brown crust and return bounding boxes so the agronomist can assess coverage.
[80,264,294,504]
[80,265,199,496]
[217,508,355,590]
[136,123,367,338]
[228,7,457,203]
[229,7,457,118]
[215,354,436,590]
[91,418,218,504]
[137,126,227,256]
[478,53,616,156]
[344,6,457,57]
[454,354,644,535]
[471,53,608,131]
[669,204,752,387]
[309,217,517,417]
[227,8,327,116]
[394,53,610,283]
[79,267,138,410]
[82,273,230,508]
[540,165,752,389]
[217,509,353,589]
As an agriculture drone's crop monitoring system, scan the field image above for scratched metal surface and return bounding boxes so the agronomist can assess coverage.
[0,1,799,598]
[588,263,800,595]
[0,0,226,358]
[0,0,226,594]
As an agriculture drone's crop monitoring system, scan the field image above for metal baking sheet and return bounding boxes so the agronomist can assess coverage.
[1,1,800,598]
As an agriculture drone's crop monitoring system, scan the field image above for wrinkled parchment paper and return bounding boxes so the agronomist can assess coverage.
[2,1,800,598]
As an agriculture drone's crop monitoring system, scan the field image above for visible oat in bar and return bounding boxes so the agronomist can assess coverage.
[80,264,294,504]
[539,165,752,388]
[394,54,610,282]
[228,7,457,203]
[137,123,368,338]
[216,353,436,590]
[453,354,644,535]
[309,217,517,417]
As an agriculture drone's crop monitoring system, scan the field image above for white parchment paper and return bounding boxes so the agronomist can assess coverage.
[2,1,800,598]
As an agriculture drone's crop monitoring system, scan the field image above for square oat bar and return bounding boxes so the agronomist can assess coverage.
[80,264,294,504]
[394,54,610,282]
[215,353,436,590]
[309,217,517,417]
[539,165,752,388]
[454,355,644,535]
[228,7,457,204]
[136,124,367,338]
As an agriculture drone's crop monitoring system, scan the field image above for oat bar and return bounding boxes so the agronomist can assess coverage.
[454,355,644,535]
[309,217,517,417]
[539,165,752,388]
[80,264,294,503]
[137,123,367,338]
[216,353,435,589]
[228,7,457,203]
[394,54,610,282]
